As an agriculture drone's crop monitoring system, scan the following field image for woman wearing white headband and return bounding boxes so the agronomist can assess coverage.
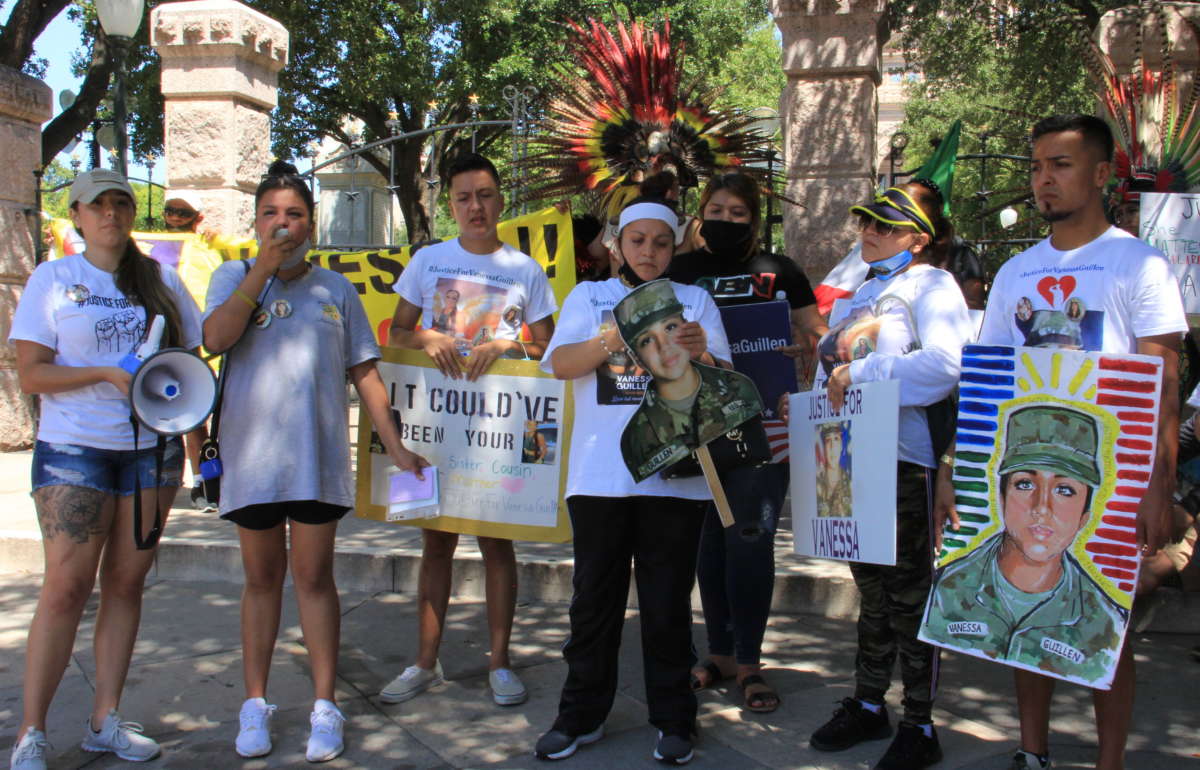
[533,197,731,765]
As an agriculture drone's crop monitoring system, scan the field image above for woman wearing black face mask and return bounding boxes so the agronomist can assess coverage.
[667,172,826,714]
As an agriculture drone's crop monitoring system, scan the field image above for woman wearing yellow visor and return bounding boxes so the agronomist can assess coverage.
[804,181,973,770]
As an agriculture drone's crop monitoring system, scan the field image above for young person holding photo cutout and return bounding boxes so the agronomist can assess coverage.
[386,153,557,708]
[533,197,730,765]
[203,161,427,763]
[9,170,203,769]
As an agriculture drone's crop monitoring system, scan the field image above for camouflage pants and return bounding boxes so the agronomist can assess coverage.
[848,461,938,723]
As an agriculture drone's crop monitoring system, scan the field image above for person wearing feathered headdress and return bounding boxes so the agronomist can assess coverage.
[517,16,788,244]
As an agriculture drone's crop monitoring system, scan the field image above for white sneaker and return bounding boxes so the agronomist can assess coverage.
[10,729,48,770]
[305,700,345,763]
[379,661,444,703]
[489,667,528,705]
[235,697,276,758]
[80,710,161,761]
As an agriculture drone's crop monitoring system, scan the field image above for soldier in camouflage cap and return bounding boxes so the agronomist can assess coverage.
[816,422,852,518]
[923,405,1125,684]
[616,280,763,482]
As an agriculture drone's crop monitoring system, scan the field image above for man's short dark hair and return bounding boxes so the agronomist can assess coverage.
[447,153,501,187]
[1031,115,1114,163]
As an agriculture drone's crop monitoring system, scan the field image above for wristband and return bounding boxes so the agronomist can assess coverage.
[598,333,613,356]
[233,289,257,309]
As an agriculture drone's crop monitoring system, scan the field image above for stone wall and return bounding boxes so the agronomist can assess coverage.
[772,0,889,281]
[151,0,289,238]
[0,67,52,450]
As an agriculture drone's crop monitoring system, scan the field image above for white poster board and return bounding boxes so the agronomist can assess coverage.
[356,348,572,542]
[1139,191,1200,315]
[789,380,900,565]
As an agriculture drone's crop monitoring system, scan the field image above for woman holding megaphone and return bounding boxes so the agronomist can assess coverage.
[9,170,204,768]
[202,160,427,762]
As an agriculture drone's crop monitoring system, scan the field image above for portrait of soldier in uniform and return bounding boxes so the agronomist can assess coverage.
[815,421,852,518]
[616,280,763,483]
[923,404,1126,683]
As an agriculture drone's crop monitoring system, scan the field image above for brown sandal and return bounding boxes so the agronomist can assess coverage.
[740,673,780,713]
[689,660,729,691]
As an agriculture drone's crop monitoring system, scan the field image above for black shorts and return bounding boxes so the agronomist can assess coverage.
[222,499,350,531]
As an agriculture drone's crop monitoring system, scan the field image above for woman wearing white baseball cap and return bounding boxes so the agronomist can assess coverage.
[8,169,204,769]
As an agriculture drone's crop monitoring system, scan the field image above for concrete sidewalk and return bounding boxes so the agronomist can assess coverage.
[3,445,1198,635]
[0,574,1196,769]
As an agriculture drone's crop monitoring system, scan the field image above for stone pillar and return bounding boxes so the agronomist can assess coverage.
[772,0,889,280]
[151,0,289,238]
[0,67,51,450]
[313,130,394,247]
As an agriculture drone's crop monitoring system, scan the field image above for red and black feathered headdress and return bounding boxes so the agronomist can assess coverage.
[1084,0,1200,203]
[519,17,788,216]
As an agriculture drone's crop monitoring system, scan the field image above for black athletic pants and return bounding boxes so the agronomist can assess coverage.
[553,494,707,736]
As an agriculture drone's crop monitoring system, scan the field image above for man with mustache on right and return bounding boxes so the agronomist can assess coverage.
[933,114,1186,770]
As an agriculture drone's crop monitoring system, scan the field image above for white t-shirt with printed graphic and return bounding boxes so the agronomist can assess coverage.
[979,226,1186,354]
[542,278,731,500]
[817,263,973,468]
[9,253,203,450]
[392,238,556,349]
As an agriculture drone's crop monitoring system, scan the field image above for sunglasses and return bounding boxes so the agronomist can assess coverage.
[855,213,906,237]
[163,206,197,218]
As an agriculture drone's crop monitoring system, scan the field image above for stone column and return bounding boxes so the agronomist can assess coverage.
[772,0,889,280]
[151,0,289,238]
[0,67,52,450]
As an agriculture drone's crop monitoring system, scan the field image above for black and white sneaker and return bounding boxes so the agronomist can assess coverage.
[533,725,604,760]
[653,730,694,765]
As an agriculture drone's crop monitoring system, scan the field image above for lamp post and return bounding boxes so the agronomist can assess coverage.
[144,152,157,228]
[385,109,402,244]
[96,0,145,177]
[888,131,909,187]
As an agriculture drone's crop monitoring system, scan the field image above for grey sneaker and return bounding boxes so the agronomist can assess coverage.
[80,711,160,762]
[10,729,48,770]
[489,667,528,706]
[380,661,444,703]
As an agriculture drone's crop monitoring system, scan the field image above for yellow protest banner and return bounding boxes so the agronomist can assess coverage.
[47,205,576,346]
[356,348,573,542]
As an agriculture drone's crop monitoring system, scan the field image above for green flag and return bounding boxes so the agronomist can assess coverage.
[912,119,961,215]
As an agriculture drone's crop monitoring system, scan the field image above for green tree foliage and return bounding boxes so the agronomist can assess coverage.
[890,0,1127,272]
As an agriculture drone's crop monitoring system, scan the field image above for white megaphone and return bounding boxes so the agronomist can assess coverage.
[121,316,217,436]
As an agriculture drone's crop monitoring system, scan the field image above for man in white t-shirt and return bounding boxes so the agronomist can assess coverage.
[935,115,1186,770]
[383,153,557,707]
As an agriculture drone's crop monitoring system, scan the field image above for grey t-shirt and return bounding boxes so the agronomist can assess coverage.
[204,260,380,513]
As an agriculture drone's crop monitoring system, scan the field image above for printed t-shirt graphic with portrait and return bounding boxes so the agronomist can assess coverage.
[979,226,1184,353]
[10,252,202,450]
[814,263,969,468]
[392,238,557,354]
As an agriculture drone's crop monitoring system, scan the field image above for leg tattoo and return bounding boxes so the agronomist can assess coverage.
[34,486,108,544]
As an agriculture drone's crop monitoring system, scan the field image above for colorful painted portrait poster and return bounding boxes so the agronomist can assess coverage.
[789,380,900,565]
[920,345,1163,689]
[613,280,764,483]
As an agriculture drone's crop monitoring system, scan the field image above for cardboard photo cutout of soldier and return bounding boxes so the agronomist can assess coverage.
[614,279,763,483]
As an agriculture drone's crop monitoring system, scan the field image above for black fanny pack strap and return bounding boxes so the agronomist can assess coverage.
[130,417,165,551]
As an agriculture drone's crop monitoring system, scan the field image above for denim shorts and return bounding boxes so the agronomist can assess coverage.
[32,439,184,497]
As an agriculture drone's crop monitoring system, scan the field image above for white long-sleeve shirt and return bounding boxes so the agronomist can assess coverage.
[820,263,973,467]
